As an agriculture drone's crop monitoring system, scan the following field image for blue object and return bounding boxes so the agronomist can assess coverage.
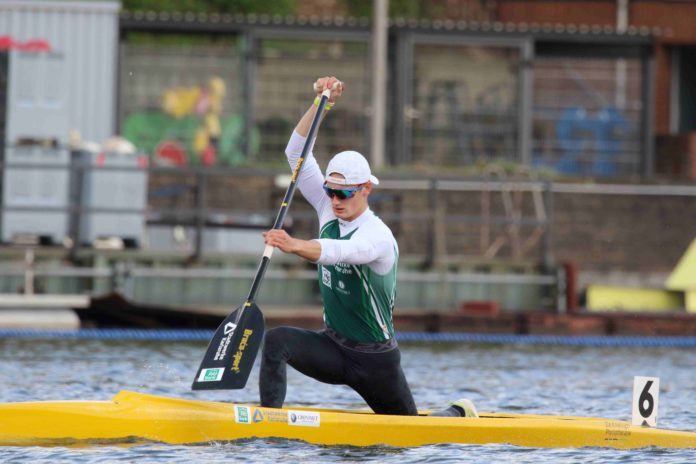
[591,107,630,176]
[1,329,695,347]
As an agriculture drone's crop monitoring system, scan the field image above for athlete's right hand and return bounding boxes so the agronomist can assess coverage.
[263,229,299,254]
[314,76,344,103]
[263,229,322,262]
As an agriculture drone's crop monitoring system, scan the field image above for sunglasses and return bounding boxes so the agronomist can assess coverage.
[322,183,364,200]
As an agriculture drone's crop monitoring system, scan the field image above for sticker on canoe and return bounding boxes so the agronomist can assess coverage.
[197,368,224,382]
[604,420,631,442]
[234,406,251,424]
[287,410,320,427]
[264,410,290,423]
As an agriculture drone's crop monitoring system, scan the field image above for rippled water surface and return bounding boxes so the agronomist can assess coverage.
[1,338,695,462]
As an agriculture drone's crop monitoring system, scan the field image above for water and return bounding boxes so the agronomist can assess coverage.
[1,338,695,462]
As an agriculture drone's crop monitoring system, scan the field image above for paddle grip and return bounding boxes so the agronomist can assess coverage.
[263,244,274,259]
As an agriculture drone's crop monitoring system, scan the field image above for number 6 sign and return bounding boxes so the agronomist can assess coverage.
[632,376,660,427]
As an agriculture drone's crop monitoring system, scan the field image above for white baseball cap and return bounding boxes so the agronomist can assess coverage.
[324,150,380,186]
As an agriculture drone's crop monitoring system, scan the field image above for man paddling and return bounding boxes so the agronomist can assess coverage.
[260,76,476,418]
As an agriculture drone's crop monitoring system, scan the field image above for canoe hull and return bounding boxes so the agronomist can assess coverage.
[1,391,695,449]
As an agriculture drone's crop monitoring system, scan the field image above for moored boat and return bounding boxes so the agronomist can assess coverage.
[1,390,695,449]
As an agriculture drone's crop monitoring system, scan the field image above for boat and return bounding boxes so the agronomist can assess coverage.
[1,390,695,449]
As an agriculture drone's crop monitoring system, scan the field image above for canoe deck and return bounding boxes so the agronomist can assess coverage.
[0,390,695,449]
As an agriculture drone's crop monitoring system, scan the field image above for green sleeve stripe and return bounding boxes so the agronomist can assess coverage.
[319,220,336,236]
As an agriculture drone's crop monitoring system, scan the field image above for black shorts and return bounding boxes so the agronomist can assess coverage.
[259,326,418,416]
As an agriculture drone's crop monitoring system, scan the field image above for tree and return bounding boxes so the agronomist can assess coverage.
[122,0,295,15]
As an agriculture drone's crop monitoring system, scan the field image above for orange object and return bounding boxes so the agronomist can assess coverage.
[460,301,499,315]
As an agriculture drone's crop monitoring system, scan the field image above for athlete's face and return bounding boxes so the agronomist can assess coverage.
[324,173,371,222]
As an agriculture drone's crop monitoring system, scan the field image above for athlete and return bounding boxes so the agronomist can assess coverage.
[260,76,476,418]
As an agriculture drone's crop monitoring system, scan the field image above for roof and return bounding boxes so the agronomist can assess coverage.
[119,10,661,43]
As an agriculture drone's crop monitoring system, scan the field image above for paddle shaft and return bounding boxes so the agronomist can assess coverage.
[243,89,332,307]
[191,85,335,390]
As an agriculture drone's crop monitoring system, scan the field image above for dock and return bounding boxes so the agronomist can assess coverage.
[2,291,696,338]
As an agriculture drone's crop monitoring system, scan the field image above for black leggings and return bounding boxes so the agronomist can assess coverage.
[259,326,418,416]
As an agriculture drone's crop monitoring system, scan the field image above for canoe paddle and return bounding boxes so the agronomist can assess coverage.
[192,84,335,390]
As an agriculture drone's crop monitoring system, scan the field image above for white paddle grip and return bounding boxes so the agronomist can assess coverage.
[263,245,274,259]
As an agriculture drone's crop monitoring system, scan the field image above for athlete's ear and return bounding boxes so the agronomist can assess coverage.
[363,182,373,195]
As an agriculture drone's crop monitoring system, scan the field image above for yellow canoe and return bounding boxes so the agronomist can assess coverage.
[1,390,695,449]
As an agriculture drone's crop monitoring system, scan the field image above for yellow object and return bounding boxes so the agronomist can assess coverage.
[586,286,684,311]
[204,113,221,138]
[208,76,226,100]
[666,237,696,291]
[313,96,333,110]
[686,291,696,313]
[193,127,209,154]
[1,391,695,449]
[162,87,201,118]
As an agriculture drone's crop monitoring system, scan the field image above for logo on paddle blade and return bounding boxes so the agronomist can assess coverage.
[231,328,254,373]
[197,367,224,382]
[214,321,238,361]
[224,322,237,335]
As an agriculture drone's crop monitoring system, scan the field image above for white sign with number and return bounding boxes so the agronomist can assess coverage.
[632,376,660,427]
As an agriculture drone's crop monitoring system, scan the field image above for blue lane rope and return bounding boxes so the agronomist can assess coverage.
[0,329,696,347]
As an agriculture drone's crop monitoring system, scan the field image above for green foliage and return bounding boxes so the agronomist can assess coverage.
[124,32,238,45]
[123,0,433,19]
[122,0,295,15]
[343,0,423,18]
[389,0,422,18]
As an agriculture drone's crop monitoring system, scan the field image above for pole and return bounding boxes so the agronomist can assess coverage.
[370,0,388,169]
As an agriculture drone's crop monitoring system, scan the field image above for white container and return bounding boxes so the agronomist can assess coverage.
[80,149,148,246]
[1,145,71,243]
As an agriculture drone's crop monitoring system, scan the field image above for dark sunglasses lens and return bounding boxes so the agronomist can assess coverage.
[334,189,350,199]
[324,187,349,199]
[324,184,360,200]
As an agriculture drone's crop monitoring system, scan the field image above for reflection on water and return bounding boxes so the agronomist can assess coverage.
[1,338,695,462]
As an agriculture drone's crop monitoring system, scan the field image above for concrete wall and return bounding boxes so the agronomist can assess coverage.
[148,171,696,280]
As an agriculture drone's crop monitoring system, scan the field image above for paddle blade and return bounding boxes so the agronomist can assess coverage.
[191,304,265,390]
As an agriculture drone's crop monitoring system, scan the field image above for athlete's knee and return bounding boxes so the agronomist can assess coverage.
[262,327,292,359]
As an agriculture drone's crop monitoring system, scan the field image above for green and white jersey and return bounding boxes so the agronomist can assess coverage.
[316,215,398,342]
[286,131,399,343]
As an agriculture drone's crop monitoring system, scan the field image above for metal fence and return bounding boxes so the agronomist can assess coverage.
[120,41,246,166]
[0,148,553,267]
[118,14,655,178]
[0,155,559,311]
[532,57,644,177]
[409,42,519,165]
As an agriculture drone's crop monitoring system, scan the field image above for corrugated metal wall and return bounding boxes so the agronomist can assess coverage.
[0,0,120,145]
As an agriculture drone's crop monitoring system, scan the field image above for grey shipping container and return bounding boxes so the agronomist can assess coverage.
[0,0,120,243]
[0,0,120,145]
[1,145,71,244]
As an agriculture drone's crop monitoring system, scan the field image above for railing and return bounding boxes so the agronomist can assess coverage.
[0,148,561,310]
[0,146,555,267]
[0,248,561,312]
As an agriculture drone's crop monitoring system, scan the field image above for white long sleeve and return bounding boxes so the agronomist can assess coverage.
[315,209,397,275]
[285,131,333,223]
